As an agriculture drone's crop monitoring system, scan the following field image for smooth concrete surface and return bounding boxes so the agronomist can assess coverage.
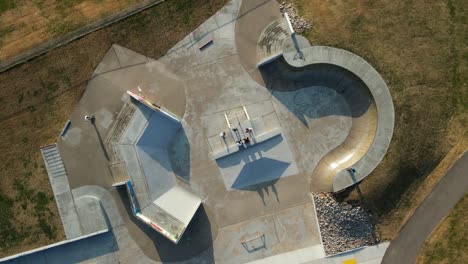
[41,145,83,239]
[234,0,393,192]
[213,202,323,264]
[15,0,395,263]
[74,196,108,235]
[216,134,299,190]
[258,58,379,192]
[304,242,390,264]
[246,244,325,264]
[281,47,394,192]
[107,101,202,240]
[152,185,201,226]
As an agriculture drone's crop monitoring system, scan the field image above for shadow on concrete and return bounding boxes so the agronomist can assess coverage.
[245,179,281,206]
[216,134,283,168]
[216,135,288,205]
[5,231,119,263]
[168,127,191,182]
[91,120,110,161]
[259,58,373,127]
[231,157,290,190]
[133,107,191,182]
[117,188,215,263]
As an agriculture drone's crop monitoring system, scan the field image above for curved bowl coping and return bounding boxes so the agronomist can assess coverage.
[283,46,394,192]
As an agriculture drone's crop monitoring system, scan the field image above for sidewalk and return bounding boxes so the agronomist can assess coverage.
[382,152,468,264]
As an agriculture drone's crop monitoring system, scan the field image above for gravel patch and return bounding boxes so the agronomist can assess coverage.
[278,1,311,34]
[314,193,378,255]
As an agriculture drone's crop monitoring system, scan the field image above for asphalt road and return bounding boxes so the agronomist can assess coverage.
[382,152,468,264]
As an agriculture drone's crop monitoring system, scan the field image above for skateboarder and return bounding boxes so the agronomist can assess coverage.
[219,131,226,139]
[84,114,95,122]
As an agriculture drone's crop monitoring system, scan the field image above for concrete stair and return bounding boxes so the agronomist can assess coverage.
[106,99,137,163]
[42,145,67,181]
[41,144,83,239]
[257,19,290,62]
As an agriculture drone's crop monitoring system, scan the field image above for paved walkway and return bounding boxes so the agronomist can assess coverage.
[382,152,468,264]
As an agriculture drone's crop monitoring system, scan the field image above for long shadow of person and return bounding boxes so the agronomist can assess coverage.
[91,118,110,161]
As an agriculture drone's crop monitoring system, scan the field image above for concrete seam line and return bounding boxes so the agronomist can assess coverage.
[0,0,166,73]
[310,193,325,253]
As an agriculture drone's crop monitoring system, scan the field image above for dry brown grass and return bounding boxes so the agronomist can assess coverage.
[0,0,143,61]
[416,194,468,264]
[0,0,227,257]
[292,0,467,240]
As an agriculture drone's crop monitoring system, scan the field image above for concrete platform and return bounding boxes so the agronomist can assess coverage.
[216,134,299,190]
[15,0,394,263]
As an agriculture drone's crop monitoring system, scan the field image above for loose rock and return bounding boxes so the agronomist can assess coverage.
[314,193,379,255]
[278,1,311,34]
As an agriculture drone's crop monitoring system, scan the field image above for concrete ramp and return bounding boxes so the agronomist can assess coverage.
[108,100,202,243]
[41,144,83,239]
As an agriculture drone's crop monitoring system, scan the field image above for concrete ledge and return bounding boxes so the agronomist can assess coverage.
[304,242,390,264]
[257,52,284,67]
[41,144,83,239]
[282,46,394,192]
[0,229,108,262]
[211,128,282,160]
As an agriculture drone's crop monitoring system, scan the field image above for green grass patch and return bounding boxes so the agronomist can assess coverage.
[0,190,20,248]
[0,0,16,14]
[55,0,85,14]
[419,194,468,264]
[0,25,15,47]
[46,18,78,37]
[173,0,195,25]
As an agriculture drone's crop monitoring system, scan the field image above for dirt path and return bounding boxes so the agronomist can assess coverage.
[382,152,468,264]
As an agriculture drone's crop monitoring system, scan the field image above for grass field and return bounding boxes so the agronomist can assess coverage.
[0,0,227,257]
[417,194,468,263]
[0,0,147,61]
[291,0,467,240]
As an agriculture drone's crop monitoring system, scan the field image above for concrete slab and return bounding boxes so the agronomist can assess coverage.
[99,60,186,118]
[74,196,108,235]
[136,146,176,200]
[153,185,201,226]
[112,44,149,68]
[216,134,299,190]
[29,0,393,262]
[119,103,152,145]
[136,110,181,148]
[93,46,121,75]
[55,192,83,239]
[213,202,321,264]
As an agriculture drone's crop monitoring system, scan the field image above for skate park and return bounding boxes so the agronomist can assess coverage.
[2,0,394,263]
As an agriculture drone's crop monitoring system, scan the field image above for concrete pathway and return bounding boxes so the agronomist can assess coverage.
[305,242,390,264]
[382,152,468,264]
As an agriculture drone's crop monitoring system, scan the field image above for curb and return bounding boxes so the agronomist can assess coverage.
[0,0,166,73]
